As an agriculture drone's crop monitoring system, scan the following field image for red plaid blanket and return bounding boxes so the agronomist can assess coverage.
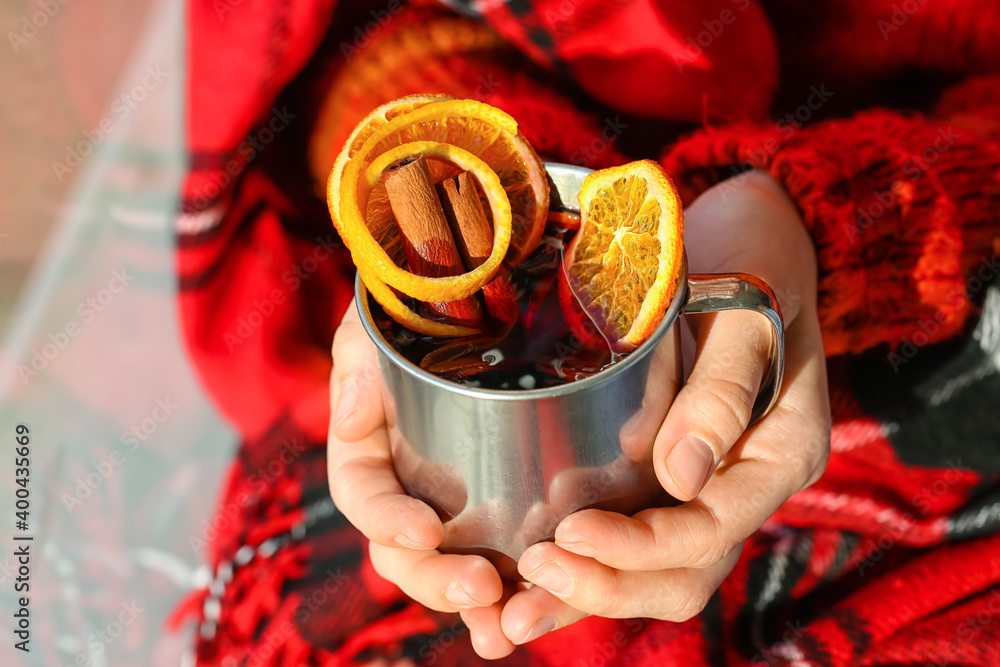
[169,1,1000,664]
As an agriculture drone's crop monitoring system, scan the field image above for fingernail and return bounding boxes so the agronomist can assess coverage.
[554,518,595,556]
[515,617,558,644]
[666,436,714,498]
[523,562,573,596]
[334,378,358,427]
[445,581,483,608]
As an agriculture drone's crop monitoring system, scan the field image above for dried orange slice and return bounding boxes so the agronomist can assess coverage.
[562,160,684,351]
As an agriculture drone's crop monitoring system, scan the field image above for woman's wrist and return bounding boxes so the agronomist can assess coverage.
[682,170,817,323]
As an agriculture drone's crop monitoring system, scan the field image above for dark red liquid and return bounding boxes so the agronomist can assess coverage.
[371,213,626,389]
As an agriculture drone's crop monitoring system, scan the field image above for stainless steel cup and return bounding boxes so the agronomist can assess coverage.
[356,163,784,577]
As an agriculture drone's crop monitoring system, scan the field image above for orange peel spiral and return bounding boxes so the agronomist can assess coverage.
[327,98,544,337]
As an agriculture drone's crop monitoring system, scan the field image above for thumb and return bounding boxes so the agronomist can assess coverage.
[330,298,386,443]
[653,309,771,501]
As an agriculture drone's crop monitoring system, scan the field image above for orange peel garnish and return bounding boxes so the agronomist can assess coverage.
[352,141,513,336]
[341,141,512,301]
[327,97,548,336]
[359,266,480,338]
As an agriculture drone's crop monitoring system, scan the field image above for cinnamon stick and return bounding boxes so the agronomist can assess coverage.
[383,155,482,326]
[437,172,519,326]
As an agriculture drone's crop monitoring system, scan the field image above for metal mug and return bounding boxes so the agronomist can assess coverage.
[356,162,784,577]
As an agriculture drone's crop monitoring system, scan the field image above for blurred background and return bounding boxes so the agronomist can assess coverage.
[0,0,239,664]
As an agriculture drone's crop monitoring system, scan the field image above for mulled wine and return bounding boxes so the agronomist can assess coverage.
[370,212,626,390]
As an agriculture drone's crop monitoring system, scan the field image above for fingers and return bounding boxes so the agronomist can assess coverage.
[650,167,820,504]
[553,458,783,571]
[517,542,740,621]
[653,308,771,500]
[461,604,516,659]
[683,170,815,320]
[328,299,443,549]
[327,437,443,548]
[742,309,831,491]
[500,584,587,645]
[556,317,830,572]
[331,298,384,443]
[369,542,503,613]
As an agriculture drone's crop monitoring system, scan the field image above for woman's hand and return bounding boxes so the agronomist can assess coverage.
[486,171,831,654]
[327,303,513,651]
[328,170,831,660]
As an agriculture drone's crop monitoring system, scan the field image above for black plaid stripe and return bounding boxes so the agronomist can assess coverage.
[738,531,814,660]
[436,0,479,16]
[850,269,1000,472]
[440,0,572,78]
[823,532,860,582]
[701,590,725,667]
[830,609,873,664]
[177,201,268,291]
[947,487,1000,539]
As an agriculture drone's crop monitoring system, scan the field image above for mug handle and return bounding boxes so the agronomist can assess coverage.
[683,273,785,424]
